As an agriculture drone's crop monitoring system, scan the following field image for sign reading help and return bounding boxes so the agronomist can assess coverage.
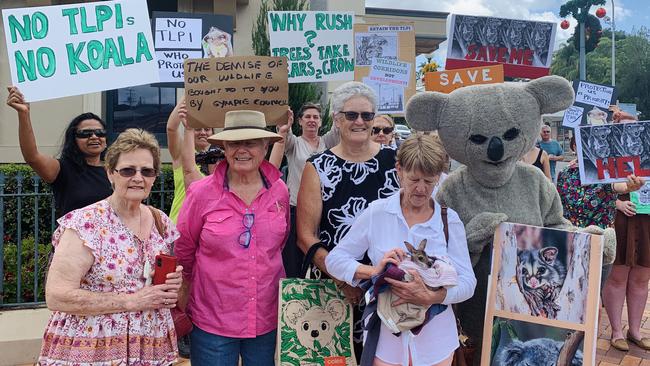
[184,56,289,128]
[2,0,158,102]
[267,11,354,83]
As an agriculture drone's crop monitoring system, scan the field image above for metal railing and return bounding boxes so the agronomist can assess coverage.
[0,170,174,309]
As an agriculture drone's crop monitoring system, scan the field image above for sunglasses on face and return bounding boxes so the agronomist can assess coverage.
[113,167,157,178]
[372,127,394,135]
[338,111,376,122]
[75,129,107,138]
[238,213,255,248]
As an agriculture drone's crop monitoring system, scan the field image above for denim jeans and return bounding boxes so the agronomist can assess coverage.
[190,325,276,366]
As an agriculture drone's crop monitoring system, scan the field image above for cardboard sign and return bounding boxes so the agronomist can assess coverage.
[562,80,617,128]
[482,223,602,366]
[184,56,288,128]
[630,181,650,214]
[575,121,650,184]
[2,0,158,102]
[446,15,556,79]
[424,64,504,93]
[267,11,354,83]
[152,11,234,86]
[354,23,416,115]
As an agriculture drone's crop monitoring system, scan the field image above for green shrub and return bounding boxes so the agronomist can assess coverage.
[2,237,52,304]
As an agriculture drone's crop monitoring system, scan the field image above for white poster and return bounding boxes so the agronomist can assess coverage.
[575,81,615,109]
[363,77,405,114]
[154,17,202,49]
[368,57,410,86]
[2,0,158,102]
[267,11,354,83]
[355,32,398,66]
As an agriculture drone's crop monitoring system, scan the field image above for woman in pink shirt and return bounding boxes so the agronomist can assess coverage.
[175,110,290,365]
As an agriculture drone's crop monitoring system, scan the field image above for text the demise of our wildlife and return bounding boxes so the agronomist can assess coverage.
[268,12,354,80]
[7,3,152,82]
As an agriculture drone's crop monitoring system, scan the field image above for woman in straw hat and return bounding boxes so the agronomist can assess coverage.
[175,110,290,365]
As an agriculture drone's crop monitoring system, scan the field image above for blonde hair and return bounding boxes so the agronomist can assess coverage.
[373,114,395,127]
[397,134,447,176]
[105,129,161,173]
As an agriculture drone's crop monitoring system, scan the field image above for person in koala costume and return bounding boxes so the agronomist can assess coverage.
[405,75,616,365]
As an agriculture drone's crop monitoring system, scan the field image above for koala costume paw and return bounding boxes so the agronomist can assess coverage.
[466,212,508,265]
[579,226,617,265]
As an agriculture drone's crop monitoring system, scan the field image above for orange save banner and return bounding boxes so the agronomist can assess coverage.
[424,64,504,93]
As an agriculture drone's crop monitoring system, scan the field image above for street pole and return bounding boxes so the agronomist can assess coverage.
[612,0,616,86]
[579,20,586,80]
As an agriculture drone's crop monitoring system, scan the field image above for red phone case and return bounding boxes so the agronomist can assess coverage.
[153,254,177,285]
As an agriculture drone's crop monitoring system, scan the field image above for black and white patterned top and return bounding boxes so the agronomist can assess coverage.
[308,145,400,252]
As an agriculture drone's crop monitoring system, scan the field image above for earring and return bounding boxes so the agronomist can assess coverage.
[109,181,115,190]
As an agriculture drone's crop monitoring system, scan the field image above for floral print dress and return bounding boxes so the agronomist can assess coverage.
[38,200,179,366]
[556,164,617,229]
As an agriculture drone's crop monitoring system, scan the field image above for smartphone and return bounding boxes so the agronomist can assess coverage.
[153,254,177,285]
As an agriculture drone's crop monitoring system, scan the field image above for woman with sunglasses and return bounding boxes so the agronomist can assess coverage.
[269,102,340,278]
[175,110,289,366]
[40,129,183,365]
[6,86,112,219]
[371,114,397,148]
[297,82,401,361]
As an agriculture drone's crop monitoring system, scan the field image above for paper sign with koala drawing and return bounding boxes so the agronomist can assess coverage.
[277,278,355,366]
[562,80,617,128]
[481,223,602,366]
[152,11,233,86]
[575,120,650,184]
[630,181,650,214]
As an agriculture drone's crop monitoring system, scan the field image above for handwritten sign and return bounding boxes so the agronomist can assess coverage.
[2,0,158,102]
[424,64,504,93]
[561,105,585,128]
[152,11,233,86]
[368,58,411,86]
[184,56,288,128]
[575,81,615,109]
[267,11,354,83]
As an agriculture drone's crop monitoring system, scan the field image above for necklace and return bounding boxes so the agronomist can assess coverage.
[108,198,143,239]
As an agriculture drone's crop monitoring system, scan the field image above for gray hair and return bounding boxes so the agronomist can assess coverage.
[330,81,377,115]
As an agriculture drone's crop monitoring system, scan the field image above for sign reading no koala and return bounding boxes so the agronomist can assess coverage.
[184,56,289,128]
[2,0,158,102]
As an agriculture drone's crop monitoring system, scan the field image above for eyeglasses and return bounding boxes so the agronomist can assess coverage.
[75,129,107,138]
[238,213,255,248]
[338,111,376,122]
[372,127,394,135]
[113,167,158,178]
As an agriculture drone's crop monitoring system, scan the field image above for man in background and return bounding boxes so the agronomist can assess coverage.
[539,124,564,181]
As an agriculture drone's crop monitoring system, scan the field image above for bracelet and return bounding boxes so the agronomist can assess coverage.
[301,241,327,276]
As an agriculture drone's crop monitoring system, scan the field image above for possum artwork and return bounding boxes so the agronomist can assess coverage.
[202,27,233,58]
[516,247,567,318]
[495,338,583,366]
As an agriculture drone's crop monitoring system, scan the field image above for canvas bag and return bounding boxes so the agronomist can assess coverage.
[277,276,357,366]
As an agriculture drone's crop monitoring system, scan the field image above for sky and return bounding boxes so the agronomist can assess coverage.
[365,0,649,69]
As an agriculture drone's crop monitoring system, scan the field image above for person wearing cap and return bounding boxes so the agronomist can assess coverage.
[325,135,476,366]
[269,102,340,278]
[174,110,290,365]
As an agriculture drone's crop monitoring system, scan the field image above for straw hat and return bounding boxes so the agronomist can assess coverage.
[207,110,283,147]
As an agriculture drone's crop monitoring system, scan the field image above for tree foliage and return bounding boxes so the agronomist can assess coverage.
[251,0,331,134]
[550,28,650,119]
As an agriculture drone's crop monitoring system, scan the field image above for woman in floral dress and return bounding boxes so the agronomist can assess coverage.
[40,129,182,365]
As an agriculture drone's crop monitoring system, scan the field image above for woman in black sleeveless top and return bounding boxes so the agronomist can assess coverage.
[521,146,551,180]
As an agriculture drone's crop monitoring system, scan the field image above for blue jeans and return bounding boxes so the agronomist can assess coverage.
[190,325,276,366]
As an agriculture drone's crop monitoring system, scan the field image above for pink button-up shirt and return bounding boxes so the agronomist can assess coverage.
[176,160,289,338]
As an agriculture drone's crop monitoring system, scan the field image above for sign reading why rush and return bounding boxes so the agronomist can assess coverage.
[425,64,504,93]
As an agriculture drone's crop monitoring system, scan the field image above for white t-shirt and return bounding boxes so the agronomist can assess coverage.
[326,192,476,366]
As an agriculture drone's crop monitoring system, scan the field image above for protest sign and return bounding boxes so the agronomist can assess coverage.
[267,11,354,83]
[562,80,617,128]
[630,181,650,214]
[482,223,601,366]
[152,11,233,86]
[2,0,158,102]
[354,23,416,114]
[424,64,504,93]
[575,120,650,184]
[446,15,556,79]
[184,56,288,128]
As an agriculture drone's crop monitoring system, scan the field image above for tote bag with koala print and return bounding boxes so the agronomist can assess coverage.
[277,278,356,366]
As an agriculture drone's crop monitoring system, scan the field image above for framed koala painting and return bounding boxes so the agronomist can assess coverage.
[277,278,356,366]
[481,223,603,366]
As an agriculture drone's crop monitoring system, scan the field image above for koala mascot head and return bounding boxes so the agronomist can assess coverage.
[406,76,574,188]
[283,299,347,351]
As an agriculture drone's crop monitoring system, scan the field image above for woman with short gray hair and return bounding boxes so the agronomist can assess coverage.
[297,81,400,361]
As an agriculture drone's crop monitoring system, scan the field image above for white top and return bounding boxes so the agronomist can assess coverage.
[285,125,339,206]
[325,191,476,366]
